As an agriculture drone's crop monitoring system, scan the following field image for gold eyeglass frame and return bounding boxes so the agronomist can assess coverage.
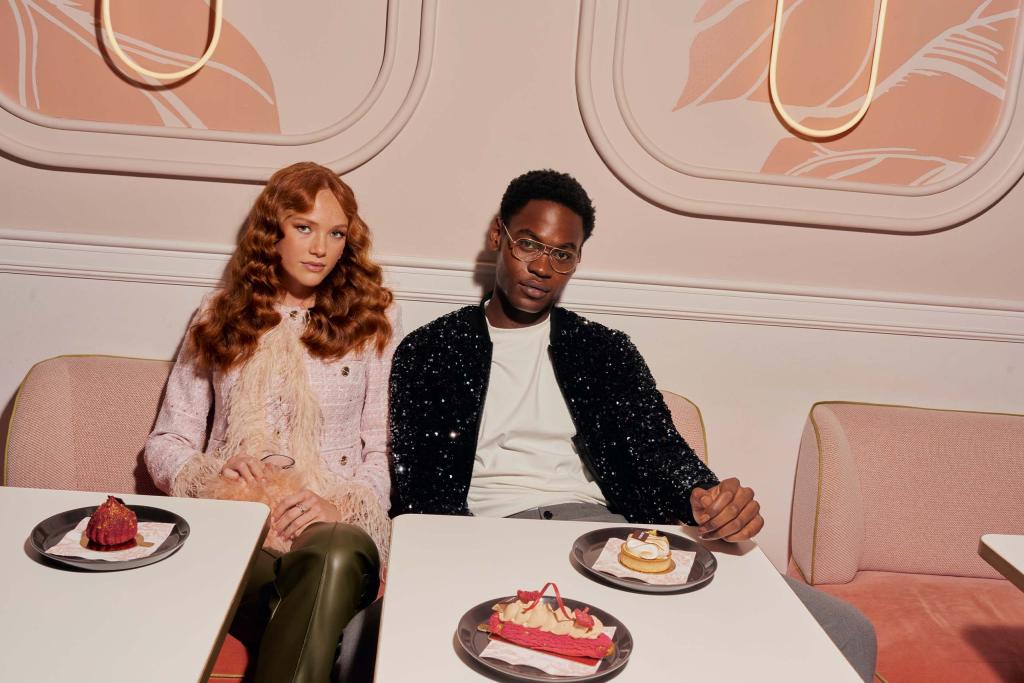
[498,218,580,274]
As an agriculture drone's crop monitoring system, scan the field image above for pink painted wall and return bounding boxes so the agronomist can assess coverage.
[1,1,1021,305]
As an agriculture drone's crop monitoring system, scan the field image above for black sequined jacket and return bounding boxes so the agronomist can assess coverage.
[388,302,720,525]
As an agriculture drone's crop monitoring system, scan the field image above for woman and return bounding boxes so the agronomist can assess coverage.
[145,161,400,682]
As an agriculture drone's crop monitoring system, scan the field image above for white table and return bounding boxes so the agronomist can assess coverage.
[375,515,861,682]
[0,486,269,683]
[979,534,1024,592]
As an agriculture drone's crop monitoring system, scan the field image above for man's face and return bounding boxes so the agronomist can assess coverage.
[488,199,584,317]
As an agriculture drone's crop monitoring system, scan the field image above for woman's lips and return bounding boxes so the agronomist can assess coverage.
[302,262,326,273]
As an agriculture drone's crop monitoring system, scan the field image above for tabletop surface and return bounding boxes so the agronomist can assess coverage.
[375,514,861,682]
[0,486,268,683]
[980,533,1024,591]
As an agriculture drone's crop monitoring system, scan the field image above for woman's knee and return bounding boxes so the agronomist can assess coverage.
[326,524,379,574]
[295,523,379,575]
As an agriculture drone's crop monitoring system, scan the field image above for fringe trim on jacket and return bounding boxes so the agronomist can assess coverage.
[171,315,391,562]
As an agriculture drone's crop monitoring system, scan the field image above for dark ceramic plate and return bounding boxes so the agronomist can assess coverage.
[571,527,716,593]
[30,504,190,571]
[456,595,632,682]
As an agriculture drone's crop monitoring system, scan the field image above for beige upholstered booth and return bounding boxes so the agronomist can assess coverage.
[4,356,710,682]
[5,355,169,495]
[790,401,1024,683]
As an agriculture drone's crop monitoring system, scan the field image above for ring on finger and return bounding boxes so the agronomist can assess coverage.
[297,504,308,514]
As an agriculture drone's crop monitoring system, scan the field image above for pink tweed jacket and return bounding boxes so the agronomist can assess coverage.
[144,297,402,514]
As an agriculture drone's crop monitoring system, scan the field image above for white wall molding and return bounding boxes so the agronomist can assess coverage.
[2,228,1022,343]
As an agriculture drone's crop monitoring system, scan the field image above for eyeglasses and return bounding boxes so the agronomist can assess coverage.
[499,219,580,274]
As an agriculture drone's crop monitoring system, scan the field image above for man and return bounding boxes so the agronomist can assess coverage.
[389,169,876,681]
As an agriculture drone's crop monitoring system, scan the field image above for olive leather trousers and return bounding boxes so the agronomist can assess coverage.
[231,522,381,683]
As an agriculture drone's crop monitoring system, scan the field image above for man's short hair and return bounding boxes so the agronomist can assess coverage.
[500,169,596,241]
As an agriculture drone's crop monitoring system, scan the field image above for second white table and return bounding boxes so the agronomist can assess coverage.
[376,514,861,682]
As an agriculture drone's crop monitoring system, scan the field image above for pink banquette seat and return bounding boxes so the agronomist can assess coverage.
[789,401,1024,683]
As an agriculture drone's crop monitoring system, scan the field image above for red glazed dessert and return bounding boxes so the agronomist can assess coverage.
[86,496,138,546]
[486,583,614,660]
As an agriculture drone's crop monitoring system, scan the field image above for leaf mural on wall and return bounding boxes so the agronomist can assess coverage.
[675,0,1020,186]
[1,0,279,133]
[674,0,786,109]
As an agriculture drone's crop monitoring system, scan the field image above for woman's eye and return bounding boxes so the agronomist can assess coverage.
[295,224,311,233]
[331,230,346,239]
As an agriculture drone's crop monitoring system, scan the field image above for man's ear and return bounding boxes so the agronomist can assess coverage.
[487,219,502,252]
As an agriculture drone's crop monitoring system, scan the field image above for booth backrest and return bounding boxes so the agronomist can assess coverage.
[4,357,711,493]
[659,389,708,465]
[791,401,1024,584]
[4,355,172,494]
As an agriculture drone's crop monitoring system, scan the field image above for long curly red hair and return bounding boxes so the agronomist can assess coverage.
[190,162,393,371]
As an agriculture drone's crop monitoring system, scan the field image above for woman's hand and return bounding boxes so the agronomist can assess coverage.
[220,452,267,485]
[273,489,341,541]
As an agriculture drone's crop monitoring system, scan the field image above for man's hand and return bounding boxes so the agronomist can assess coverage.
[272,489,342,541]
[690,477,763,542]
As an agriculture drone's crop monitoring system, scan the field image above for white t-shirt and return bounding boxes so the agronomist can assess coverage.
[467,315,608,517]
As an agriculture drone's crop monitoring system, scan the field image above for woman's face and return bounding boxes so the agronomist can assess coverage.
[275,188,348,305]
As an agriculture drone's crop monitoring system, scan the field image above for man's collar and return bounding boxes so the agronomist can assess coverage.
[475,294,567,343]
[472,297,490,336]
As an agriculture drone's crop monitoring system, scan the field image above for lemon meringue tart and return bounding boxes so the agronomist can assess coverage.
[617,529,674,573]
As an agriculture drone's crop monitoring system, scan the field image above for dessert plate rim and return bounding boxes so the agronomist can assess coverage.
[29,503,190,572]
[455,594,632,682]
[571,526,717,594]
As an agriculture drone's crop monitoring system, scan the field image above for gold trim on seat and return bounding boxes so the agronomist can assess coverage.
[799,399,1024,585]
[657,389,710,465]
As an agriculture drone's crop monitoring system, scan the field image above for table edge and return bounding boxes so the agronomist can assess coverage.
[978,537,1024,592]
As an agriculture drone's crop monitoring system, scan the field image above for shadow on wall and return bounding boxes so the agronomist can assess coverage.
[471,217,499,298]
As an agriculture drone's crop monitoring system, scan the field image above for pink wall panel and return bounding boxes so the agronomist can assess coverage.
[1,0,392,138]
[2,0,279,132]
[669,0,1016,188]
